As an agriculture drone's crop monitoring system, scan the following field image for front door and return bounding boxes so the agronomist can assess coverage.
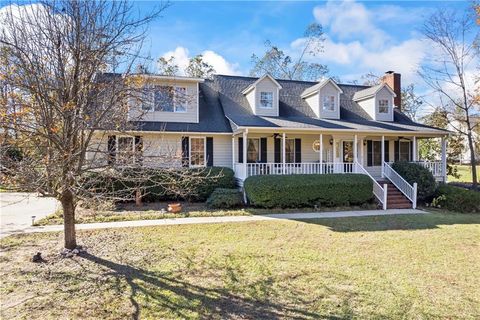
[343,141,354,163]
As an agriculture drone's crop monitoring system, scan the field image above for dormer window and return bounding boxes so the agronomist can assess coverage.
[142,85,187,113]
[378,99,389,114]
[260,92,273,109]
[323,95,335,111]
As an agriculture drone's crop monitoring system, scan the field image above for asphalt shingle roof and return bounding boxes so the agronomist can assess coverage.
[207,75,447,134]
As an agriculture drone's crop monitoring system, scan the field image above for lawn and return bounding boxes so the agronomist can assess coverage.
[35,201,377,225]
[450,165,480,183]
[1,213,479,319]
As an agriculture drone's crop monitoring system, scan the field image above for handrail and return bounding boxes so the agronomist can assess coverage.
[383,162,417,208]
[355,161,387,210]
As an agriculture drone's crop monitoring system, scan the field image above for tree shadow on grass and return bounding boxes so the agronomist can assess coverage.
[292,213,480,233]
[78,252,332,320]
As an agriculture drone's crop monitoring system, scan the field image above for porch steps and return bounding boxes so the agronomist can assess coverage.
[377,180,412,209]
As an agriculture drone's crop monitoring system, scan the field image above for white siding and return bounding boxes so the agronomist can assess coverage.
[375,86,394,122]
[305,94,320,118]
[244,77,280,116]
[87,132,232,168]
[357,97,376,120]
[318,82,341,119]
[129,80,199,123]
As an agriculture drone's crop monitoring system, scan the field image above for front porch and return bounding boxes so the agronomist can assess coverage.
[232,130,448,182]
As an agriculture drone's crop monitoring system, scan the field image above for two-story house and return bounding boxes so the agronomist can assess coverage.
[88,71,449,209]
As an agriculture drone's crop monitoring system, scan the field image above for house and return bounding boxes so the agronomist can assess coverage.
[88,71,449,210]
[450,116,479,164]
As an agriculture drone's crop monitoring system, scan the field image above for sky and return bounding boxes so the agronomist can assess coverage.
[135,0,470,85]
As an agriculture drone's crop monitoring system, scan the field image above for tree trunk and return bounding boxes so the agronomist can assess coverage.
[467,133,478,188]
[61,190,77,249]
[135,188,142,207]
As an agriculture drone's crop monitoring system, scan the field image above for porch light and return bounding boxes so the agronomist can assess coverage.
[329,139,333,145]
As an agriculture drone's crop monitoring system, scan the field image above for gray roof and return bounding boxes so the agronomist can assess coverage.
[352,84,384,101]
[205,75,448,134]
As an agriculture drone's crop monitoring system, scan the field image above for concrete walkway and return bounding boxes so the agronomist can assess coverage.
[1,209,425,237]
[0,193,59,238]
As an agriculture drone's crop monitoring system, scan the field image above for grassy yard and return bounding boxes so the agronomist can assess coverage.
[35,201,377,225]
[450,165,480,183]
[1,213,479,319]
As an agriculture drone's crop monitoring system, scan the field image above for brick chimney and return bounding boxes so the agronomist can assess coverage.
[381,71,401,109]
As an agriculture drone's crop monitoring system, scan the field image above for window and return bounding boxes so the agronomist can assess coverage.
[284,139,296,163]
[117,136,134,164]
[247,138,260,163]
[142,86,187,112]
[190,137,205,167]
[399,141,411,161]
[174,87,187,112]
[378,99,389,114]
[260,92,273,109]
[323,95,335,111]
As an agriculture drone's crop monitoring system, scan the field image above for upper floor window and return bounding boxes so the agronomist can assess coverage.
[142,86,187,112]
[378,99,389,114]
[259,92,273,109]
[322,95,335,111]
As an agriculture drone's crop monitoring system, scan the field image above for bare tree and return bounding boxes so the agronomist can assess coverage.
[418,8,480,188]
[0,1,222,250]
[185,55,215,79]
[250,23,328,81]
[401,84,424,121]
[157,56,179,76]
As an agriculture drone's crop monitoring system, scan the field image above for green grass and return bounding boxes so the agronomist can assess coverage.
[1,213,479,319]
[35,203,378,226]
[450,165,480,183]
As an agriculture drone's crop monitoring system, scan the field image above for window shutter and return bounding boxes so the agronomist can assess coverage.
[206,137,214,167]
[135,136,143,165]
[238,137,243,163]
[274,136,281,163]
[394,141,399,162]
[260,138,267,163]
[367,140,373,167]
[181,137,189,167]
[295,138,301,163]
[384,140,390,163]
[107,135,116,165]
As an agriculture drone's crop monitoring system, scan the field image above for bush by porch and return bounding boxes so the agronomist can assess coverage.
[244,173,373,208]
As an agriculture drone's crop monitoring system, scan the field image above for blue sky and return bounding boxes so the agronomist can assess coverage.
[136,0,469,86]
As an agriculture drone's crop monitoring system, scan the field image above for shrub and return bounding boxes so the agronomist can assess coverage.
[83,167,235,202]
[206,188,243,209]
[391,162,436,200]
[244,174,373,208]
[430,184,480,213]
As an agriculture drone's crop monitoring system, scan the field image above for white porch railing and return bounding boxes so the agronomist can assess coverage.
[411,161,443,177]
[244,162,356,177]
[355,161,387,210]
[383,162,417,209]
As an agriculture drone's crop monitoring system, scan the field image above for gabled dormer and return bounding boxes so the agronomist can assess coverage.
[301,78,343,119]
[353,83,395,122]
[241,74,282,117]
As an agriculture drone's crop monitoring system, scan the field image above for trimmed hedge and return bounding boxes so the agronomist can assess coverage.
[391,162,436,201]
[431,184,480,213]
[244,174,373,208]
[206,188,243,209]
[83,167,235,202]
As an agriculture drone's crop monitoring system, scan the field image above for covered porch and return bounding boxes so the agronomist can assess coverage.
[232,129,448,183]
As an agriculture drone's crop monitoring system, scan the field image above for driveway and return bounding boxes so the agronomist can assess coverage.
[0,193,59,238]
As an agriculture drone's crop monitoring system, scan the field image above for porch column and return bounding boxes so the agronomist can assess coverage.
[354,134,358,164]
[441,136,447,182]
[319,133,323,174]
[282,132,286,174]
[360,137,364,166]
[381,135,385,177]
[231,136,235,169]
[243,130,248,178]
[413,136,417,161]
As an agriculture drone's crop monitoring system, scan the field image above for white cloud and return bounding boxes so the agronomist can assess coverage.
[306,0,430,84]
[161,46,240,76]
